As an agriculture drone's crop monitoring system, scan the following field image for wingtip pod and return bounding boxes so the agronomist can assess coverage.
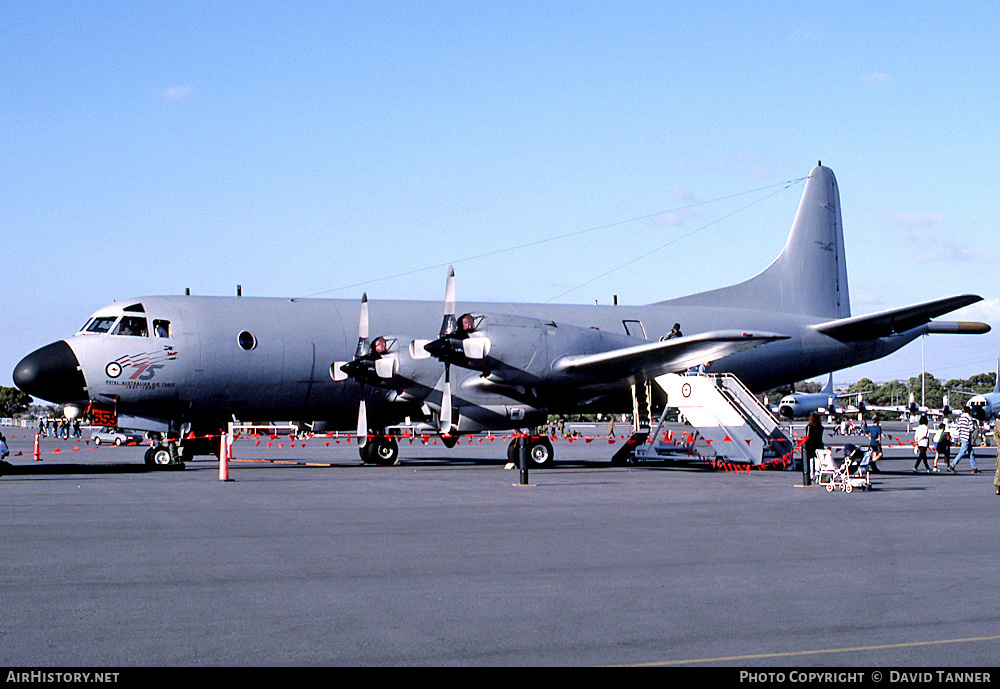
[925,321,992,335]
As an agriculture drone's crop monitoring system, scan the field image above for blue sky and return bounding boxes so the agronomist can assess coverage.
[3,2,999,391]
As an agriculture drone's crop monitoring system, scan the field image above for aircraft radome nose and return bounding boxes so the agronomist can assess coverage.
[13,341,88,404]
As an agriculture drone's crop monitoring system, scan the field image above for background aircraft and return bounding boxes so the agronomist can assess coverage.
[13,165,990,466]
[773,374,851,419]
[952,360,1000,422]
[862,394,933,420]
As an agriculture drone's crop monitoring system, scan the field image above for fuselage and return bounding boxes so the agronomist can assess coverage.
[15,293,926,435]
[776,392,843,420]
[968,394,998,422]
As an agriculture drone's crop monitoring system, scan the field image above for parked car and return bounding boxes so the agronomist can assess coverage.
[90,427,143,446]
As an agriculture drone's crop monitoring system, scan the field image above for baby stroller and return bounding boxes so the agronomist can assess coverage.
[813,448,839,486]
[826,443,872,493]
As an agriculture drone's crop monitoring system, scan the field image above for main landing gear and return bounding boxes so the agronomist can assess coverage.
[359,435,399,466]
[506,435,554,468]
[355,431,557,468]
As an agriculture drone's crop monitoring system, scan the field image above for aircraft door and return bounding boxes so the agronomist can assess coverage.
[280,341,321,409]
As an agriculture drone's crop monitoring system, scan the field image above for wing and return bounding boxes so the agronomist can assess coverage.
[812,295,987,341]
[551,330,788,384]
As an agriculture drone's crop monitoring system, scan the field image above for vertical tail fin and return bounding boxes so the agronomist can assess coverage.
[822,372,834,395]
[656,164,850,319]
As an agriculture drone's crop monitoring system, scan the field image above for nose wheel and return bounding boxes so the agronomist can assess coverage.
[144,444,183,468]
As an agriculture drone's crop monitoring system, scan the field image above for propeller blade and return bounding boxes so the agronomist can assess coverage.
[357,394,368,447]
[440,266,456,337]
[353,292,371,362]
[331,361,349,381]
[359,292,369,340]
[375,357,397,378]
[444,266,456,316]
[462,337,491,359]
[440,366,453,435]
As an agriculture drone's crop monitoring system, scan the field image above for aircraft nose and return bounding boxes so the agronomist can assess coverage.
[13,341,88,404]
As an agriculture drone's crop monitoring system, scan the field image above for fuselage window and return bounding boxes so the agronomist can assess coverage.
[112,316,149,337]
[238,331,257,351]
[86,317,118,334]
[153,320,171,338]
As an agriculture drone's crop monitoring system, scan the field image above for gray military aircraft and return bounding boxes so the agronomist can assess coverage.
[773,373,849,420]
[952,360,1000,422]
[13,164,990,467]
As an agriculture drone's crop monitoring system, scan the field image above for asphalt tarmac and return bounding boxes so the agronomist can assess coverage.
[2,421,999,668]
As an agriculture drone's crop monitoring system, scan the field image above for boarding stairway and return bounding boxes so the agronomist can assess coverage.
[630,373,795,466]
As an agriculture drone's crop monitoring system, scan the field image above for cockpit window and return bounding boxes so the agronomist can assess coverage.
[86,317,118,334]
[112,316,149,337]
[153,319,171,338]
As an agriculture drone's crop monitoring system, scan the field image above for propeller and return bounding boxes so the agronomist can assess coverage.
[430,268,458,434]
[331,293,397,447]
[422,267,491,435]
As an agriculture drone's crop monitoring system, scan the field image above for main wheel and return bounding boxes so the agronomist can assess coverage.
[507,438,519,464]
[360,437,399,466]
[371,437,399,466]
[528,437,554,467]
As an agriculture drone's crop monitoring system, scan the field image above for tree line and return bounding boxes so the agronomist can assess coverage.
[0,386,33,418]
[763,371,997,410]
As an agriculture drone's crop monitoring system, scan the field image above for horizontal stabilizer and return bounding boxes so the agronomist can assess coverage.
[812,295,985,341]
[553,330,788,383]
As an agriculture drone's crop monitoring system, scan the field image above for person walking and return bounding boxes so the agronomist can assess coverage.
[993,422,1000,496]
[948,406,980,473]
[804,412,825,471]
[933,422,951,471]
[913,414,931,472]
[864,417,883,472]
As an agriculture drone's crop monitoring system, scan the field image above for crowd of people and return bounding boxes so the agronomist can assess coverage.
[36,417,83,439]
[803,405,1000,495]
